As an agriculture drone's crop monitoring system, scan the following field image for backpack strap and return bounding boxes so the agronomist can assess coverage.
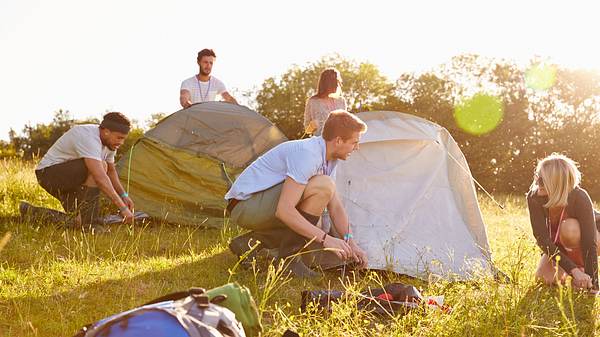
[143,287,206,306]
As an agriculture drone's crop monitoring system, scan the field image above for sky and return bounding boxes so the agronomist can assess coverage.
[1,0,600,140]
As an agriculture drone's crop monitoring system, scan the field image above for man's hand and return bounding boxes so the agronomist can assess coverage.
[571,268,593,289]
[221,92,238,104]
[323,235,352,261]
[120,208,135,224]
[180,89,193,108]
[348,239,368,269]
[123,196,135,211]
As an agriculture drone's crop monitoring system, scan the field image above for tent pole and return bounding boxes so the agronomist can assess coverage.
[439,141,505,210]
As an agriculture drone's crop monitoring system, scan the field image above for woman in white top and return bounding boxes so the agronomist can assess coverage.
[304,68,347,136]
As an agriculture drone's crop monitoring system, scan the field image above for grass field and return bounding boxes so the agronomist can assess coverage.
[0,159,598,337]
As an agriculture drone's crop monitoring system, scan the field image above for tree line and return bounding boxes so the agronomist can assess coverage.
[4,54,600,198]
[255,54,600,198]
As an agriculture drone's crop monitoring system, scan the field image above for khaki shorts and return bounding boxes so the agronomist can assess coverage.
[230,182,344,269]
[230,183,286,231]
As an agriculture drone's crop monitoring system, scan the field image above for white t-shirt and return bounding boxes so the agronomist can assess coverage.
[36,124,116,170]
[225,136,337,201]
[180,75,227,104]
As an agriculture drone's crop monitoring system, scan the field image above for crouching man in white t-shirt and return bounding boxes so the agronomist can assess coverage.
[225,110,368,277]
[21,112,135,229]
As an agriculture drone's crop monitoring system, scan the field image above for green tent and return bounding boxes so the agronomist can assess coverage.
[117,102,287,227]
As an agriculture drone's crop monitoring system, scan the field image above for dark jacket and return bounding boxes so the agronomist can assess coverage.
[526,186,598,289]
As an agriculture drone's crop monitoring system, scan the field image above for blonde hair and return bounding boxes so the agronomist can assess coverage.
[531,153,581,208]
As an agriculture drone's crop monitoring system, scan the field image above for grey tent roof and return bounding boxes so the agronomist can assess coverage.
[334,110,492,279]
[145,102,287,168]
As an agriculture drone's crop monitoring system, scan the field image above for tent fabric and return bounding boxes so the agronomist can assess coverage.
[335,111,492,279]
[117,103,493,279]
[118,102,287,227]
[145,102,287,168]
[118,138,242,227]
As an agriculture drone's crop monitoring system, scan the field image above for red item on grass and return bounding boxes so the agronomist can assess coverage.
[376,293,394,301]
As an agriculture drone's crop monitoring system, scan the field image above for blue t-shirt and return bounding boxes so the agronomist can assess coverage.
[225,136,337,201]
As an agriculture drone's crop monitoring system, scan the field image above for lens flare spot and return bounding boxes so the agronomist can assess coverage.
[525,63,557,90]
[454,93,504,136]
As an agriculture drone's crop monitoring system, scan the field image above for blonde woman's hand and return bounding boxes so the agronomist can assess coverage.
[571,268,593,289]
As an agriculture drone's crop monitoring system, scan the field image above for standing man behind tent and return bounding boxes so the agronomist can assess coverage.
[21,112,135,229]
[226,110,368,277]
[179,48,238,108]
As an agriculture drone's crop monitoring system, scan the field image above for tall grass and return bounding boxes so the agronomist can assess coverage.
[0,158,598,336]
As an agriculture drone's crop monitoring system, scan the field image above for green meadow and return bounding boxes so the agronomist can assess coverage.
[1,159,598,337]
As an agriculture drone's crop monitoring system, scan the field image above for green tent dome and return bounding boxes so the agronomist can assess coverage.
[118,102,287,227]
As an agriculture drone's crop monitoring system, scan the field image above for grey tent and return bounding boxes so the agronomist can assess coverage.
[333,111,494,279]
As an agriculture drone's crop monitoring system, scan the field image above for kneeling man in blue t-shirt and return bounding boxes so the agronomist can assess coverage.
[225,110,368,277]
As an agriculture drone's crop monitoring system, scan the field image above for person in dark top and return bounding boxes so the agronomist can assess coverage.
[527,153,599,291]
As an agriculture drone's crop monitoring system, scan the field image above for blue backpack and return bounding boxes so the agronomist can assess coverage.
[74,287,247,337]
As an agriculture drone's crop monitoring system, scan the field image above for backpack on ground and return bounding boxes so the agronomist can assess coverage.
[73,283,262,337]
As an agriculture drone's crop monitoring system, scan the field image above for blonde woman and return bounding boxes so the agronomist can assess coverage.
[527,153,599,291]
[304,68,347,136]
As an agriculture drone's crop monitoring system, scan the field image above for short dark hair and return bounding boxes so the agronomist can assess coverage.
[197,49,216,61]
[322,110,367,141]
[100,112,131,133]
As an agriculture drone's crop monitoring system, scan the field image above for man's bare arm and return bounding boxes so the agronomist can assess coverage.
[84,159,126,208]
[327,192,350,235]
[180,89,192,108]
[276,177,352,260]
[275,177,324,240]
[107,162,134,210]
[84,158,133,222]
[328,192,369,267]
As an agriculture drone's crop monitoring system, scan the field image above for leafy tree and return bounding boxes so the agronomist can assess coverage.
[0,138,17,158]
[10,110,79,159]
[145,112,168,129]
[527,67,600,193]
[382,55,600,196]
[255,55,393,139]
